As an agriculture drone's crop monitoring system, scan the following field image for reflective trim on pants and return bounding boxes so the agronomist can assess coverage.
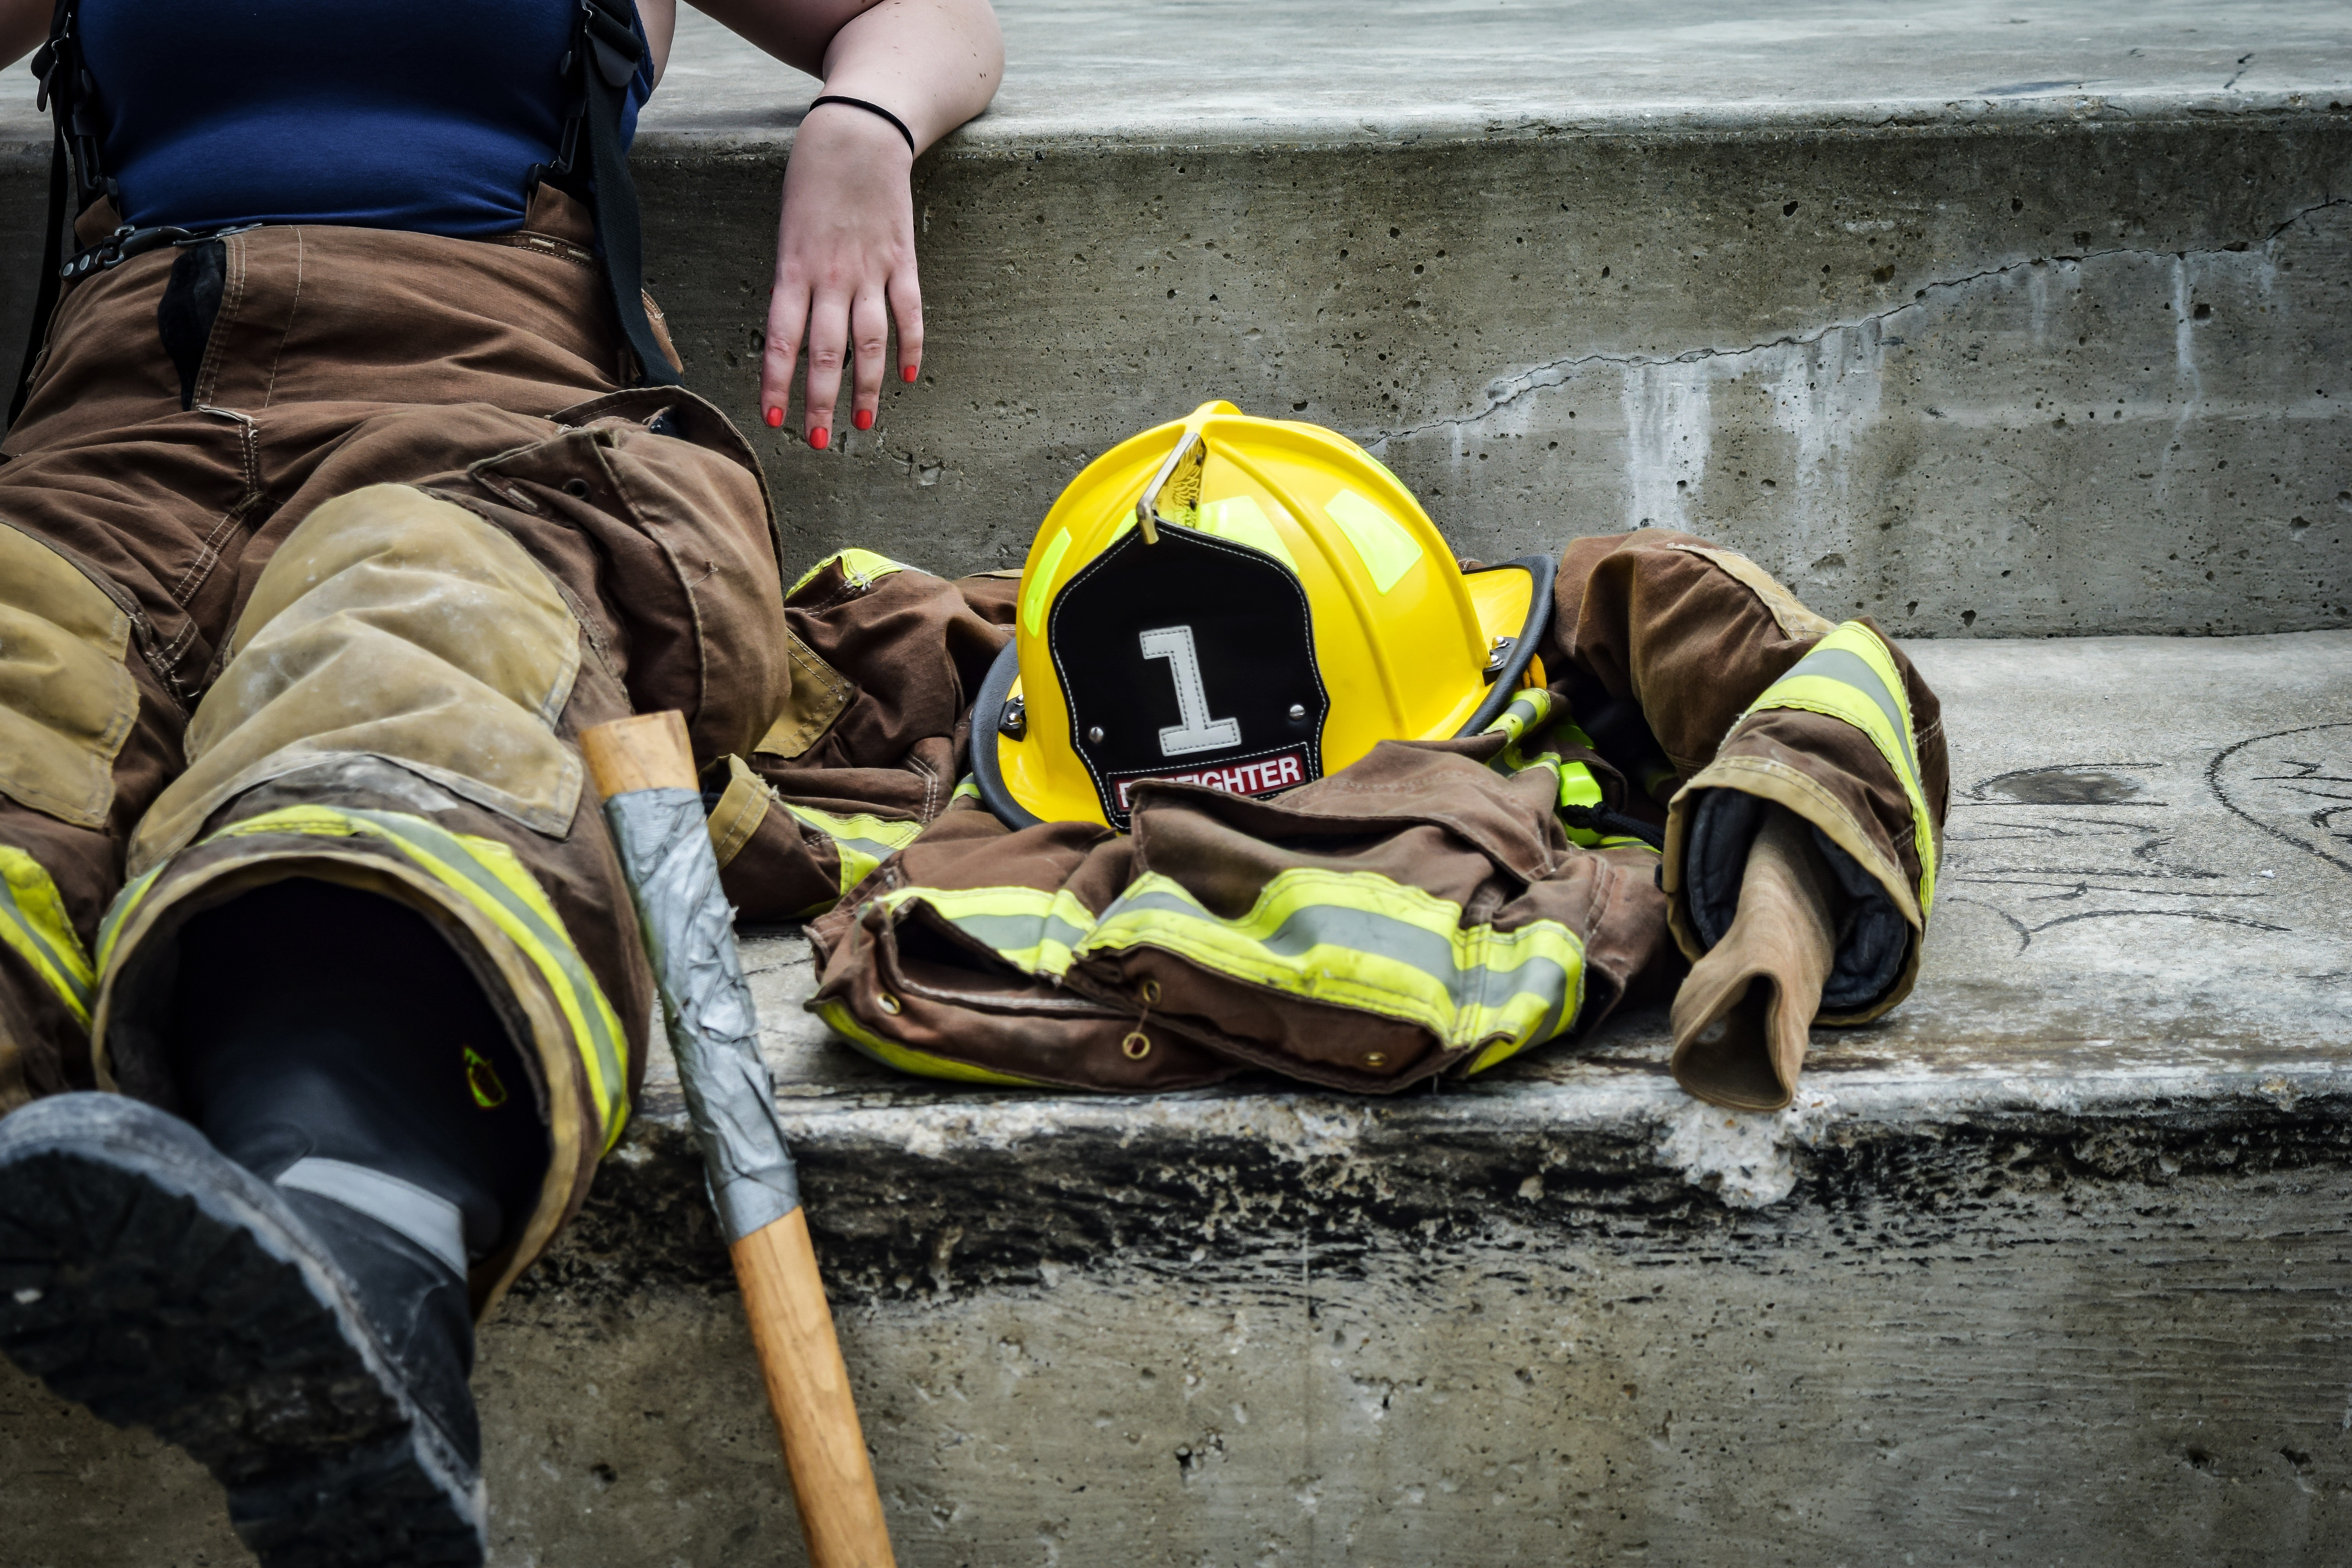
[1737,621,1938,919]
[878,868,1585,1069]
[788,548,910,599]
[0,846,94,1028]
[1085,870,1584,1058]
[814,999,1055,1087]
[780,802,924,915]
[100,804,632,1152]
[873,882,1095,978]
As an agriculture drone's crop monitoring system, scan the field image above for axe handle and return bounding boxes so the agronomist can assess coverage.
[581,713,897,1568]
[734,1209,896,1566]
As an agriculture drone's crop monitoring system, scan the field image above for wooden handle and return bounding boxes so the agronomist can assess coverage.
[732,1210,898,1568]
[581,711,697,799]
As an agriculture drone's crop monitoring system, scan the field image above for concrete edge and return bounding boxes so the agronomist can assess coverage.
[0,91,2347,175]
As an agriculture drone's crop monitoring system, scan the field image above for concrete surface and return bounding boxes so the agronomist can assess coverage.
[7,629,2350,1565]
[0,3,2346,637]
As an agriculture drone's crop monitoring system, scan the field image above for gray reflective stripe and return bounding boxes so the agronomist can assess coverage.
[1484,692,1548,736]
[936,907,1094,958]
[342,807,628,1131]
[1100,886,1577,1024]
[1777,645,1922,795]
[277,1157,467,1276]
[0,875,90,1018]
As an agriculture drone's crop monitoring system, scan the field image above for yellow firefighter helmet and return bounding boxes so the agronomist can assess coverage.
[973,399,1551,829]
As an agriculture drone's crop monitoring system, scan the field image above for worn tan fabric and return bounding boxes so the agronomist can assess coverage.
[0,523,138,829]
[131,486,586,874]
[1668,803,1840,1110]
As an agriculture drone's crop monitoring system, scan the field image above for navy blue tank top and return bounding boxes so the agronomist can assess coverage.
[79,0,654,238]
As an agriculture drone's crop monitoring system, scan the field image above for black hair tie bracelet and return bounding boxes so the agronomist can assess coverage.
[806,95,916,155]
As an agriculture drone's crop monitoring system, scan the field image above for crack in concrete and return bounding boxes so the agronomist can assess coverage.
[1362,194,2348,452]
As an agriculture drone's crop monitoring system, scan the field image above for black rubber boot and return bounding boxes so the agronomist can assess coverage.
[0,880,547,1568]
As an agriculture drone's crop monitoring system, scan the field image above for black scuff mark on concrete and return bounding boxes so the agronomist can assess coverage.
[1360,195,2352,452]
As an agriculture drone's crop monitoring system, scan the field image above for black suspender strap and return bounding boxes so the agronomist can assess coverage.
[9,0,93,428]
[561,0,679,388]
[9,0,680,427]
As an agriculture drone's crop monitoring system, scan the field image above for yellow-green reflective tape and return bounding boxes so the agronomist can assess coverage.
[1083,869,1583,1053]
[781,803,922,904]
[1323,489,1423,593]
[96,863,163,975]
[1742,622,1938,917]
[1193,495,1300,575]
[789,547,909,599]
[0,847,94,1027]
[814,998,1047,1087]
[949,775,981,805]
[103,806,632,1152]
[1481,688,1556,747]
[1022,528,1073,636]
[877,883,1094,979]
[1475,702,1649,852]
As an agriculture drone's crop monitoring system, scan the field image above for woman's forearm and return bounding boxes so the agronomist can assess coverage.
[815,0,1002,151]
[690,0,1003,149]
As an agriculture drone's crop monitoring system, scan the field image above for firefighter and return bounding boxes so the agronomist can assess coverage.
[0,1,1000,1563]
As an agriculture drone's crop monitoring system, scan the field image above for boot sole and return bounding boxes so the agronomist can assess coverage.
[0,1094,486,1567]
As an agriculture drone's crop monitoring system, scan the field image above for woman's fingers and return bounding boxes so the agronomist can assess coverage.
[848,288,890,431]
[761,103,923,446]
[759,273,805,428]
[801,292,850,449]
[888,264,924,386]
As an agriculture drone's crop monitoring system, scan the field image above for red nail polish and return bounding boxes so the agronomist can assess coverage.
[901,365,918,383]
[810,426,829,450]
[765,406,783,428]
[854,408,874,432]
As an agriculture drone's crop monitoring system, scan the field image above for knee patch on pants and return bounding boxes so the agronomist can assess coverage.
[131,485,584,875]
[0,522,138,831]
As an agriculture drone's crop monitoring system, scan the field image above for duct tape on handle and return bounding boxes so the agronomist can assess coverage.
[603,787,802,1243]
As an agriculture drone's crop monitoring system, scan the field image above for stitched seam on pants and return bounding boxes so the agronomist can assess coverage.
[258,229,303,410]
[907,751,940,822]
[169,421,262,610]
[191,235,247,410]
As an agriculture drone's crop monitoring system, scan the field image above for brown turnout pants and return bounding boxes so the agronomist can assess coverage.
[0,192,790,1305]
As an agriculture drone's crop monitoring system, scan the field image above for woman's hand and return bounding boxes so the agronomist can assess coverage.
[762,101,920,447]
[693,0,1003,448]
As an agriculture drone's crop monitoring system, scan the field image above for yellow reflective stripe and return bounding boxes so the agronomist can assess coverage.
[1480,687,1555,746]
[95,864,163,975]
[813,998,1048,1087]
[788,548,909,599]
[0,847,94,1027]
[108,805,632,1153]
[1742,622,1938,917]
[779,803,922,902]
[1022,528,1073,636]
[1082,869,1583,1053]
[877,883,1094,979]
[949,775,981,805]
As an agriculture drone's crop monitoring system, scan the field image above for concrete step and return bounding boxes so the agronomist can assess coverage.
[0,3,2345,638]
[10,628,2351,1563]
[2,7,2349,1565]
